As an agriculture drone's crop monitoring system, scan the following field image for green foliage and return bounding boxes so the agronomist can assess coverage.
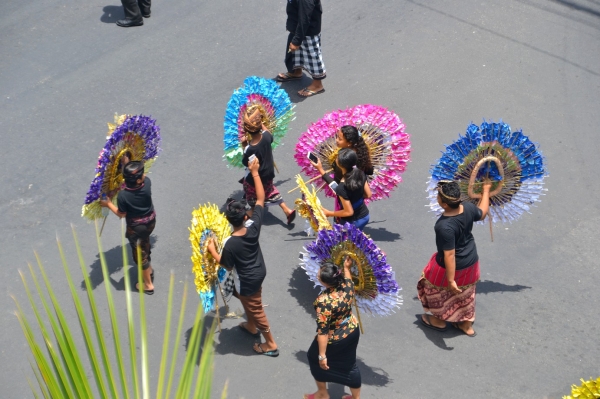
[12,221,227,399]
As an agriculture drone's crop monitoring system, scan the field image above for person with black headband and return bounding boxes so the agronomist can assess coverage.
[310,148,372,230]
[207,158,279,357]
[417,179,491,337]
[100,161,157,294]
[304,257,362,399]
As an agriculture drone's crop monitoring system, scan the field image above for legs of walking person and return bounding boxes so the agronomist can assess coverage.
[279,32,304,81]
[348,387,361,399]
[118,0,144,26]
[237,288,277,351]
[127,220,155,291]
[138,0,151,17]
[309,380,329,399]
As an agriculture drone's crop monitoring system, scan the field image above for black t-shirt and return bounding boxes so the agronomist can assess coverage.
[435,201,483,270]
[242,131,275,186]
[335,181,369,223]
[117,177,154,218]
[219,205,266,296]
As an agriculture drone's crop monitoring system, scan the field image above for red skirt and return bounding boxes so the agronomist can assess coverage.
[417,253,480,322]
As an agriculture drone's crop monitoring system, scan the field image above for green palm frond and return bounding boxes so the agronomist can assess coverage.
[12,220,225,399]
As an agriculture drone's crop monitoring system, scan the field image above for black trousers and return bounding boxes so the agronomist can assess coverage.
[121,0,151,20]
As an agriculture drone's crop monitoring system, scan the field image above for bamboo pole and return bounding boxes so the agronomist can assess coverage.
[288,169,333,193]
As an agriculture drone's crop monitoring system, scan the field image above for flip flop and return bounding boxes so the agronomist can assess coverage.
[342,395,354,399]
[239,322,261,338]
[303,394,316,399]
[420,314,447,332]
[298,87,325,97]
[287,209,297,225]
[135,283,154,295]
[275,72,302,82]
[253,343,279,357]
[451,322,477,337]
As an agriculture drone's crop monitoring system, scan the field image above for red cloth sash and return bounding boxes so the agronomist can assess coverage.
[421,253,480,289]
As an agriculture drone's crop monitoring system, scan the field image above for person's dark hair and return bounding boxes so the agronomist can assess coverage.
[319,262,344,288]
[123,161,144,188]
[438,181,461,209]
[340,125,374,175]
[337,148,367,191]
[225,199,249,227]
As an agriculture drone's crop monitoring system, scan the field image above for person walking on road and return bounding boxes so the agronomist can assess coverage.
[304,257,362,399]
[207,158,279,357]
[417,180,491,337]
[276,0,326,98]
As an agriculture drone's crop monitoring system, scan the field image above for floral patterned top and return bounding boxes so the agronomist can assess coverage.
[314,277,358,343]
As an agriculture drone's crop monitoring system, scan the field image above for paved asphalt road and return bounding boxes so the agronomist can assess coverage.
[1,0,599,398]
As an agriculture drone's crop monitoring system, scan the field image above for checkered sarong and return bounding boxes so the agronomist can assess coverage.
[293,34,326,79]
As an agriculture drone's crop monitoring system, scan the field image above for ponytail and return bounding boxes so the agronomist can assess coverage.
[337,148,367,191]
[340,125,373,175]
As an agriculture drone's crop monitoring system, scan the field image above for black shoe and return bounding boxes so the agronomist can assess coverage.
[141,9,151,18]
[116,18,143,27]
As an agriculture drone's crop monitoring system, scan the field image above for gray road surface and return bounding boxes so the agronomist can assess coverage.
[1,0,599,398]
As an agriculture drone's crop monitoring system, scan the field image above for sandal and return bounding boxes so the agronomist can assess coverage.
[342,396,354,399]
[253,343,279,357]
[134,283,154,295]
[275,72,302,82]
[298,87,325,97]
[420,314,447,332]
[287,209,296,225]
[451,322,477,337]
[239,322,260,338]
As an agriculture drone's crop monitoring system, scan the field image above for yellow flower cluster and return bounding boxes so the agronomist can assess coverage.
[189,203,232,294]
[563,377,600,399]
[294,174,332,233]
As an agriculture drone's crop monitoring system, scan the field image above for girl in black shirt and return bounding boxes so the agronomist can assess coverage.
[311,148,372,230]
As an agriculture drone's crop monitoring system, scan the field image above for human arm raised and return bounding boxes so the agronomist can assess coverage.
[477,179,492,220]
[248,158,265,207]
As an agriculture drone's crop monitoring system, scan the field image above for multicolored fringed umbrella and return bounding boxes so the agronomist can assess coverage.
[427,120,547,225]
[294,174,332,236]
[82,114,161,220]
[299,223,402,323]
[189,203,232,317]
[294,104,411,203]
[223,76,295,168]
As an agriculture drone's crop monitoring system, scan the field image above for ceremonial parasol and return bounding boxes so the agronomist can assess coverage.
[223,76,295,168]
[189,203,232,329]
[293,104,411,202]
[294,174,332,236]
[427,120,547,237]
[82,114,161,224]
[300,223,402,331]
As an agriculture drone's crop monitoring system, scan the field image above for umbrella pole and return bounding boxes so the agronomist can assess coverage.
[273,160,280,174]
[288,169,333,193]
[488,213,494,242]
[353,298,364,334]
[99,216,108,237]
[218,282,230,315]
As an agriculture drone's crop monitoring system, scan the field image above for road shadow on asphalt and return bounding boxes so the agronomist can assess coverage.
[100,5,124,23]
[362,225,402,242]
[275,77,314,104]
[184,312,262,360]
[288,266,321,315]
[476,280,531,294]
[293,350,392,390]
[80,235,158,290]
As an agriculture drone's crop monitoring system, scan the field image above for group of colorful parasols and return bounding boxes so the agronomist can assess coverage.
[81,76,548,330]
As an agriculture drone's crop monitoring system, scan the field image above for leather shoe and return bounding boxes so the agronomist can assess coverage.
[116,18,143,27]
[141,9,151,18]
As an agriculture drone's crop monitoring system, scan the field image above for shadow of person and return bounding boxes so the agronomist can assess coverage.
[288,266,321,315]
[362,226,402,242]
[477,280,531,295]
[100,5,124,23]
[107,265,138,291]
[275,76,314,104]
[412,314,458,351]
[81,235,158,290]
[183,314,227,364]
[293,350,392,394]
